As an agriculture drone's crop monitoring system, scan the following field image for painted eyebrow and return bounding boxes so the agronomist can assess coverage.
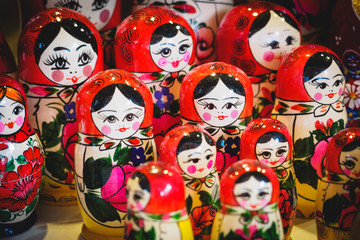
[160,43,175,47]
[345,156,358,162]
[124,107,143,112]
[179,39,189,44]
[188,152,201,157]
[333,74,343,78]
[224,97,240,100]
[198,98,219,101]
[54,47,70,52]
[312,77,330,81]
[76,44,86,51]
[98,110,117,113]
[205,149,212,153]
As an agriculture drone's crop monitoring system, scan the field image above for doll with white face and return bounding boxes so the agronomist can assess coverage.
[272,45,347,219]
[0,77,44,237]
[18,9,103,206]
[316,128,360,240]
[160,125,220,239]
[125,162,194,240]
[211,160,283,240]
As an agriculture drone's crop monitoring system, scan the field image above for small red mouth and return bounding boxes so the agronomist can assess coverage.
[197,168,205,172]
[326,93,336,98]
[250,204,258,209]
[118,128,129,132]
[171,60,181,68]
[269,161,279,166]
[217,115,228,120]
[5,121,15,129]
[66,76,82,83]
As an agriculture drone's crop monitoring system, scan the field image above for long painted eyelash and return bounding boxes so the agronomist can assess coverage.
[78,49,95,63]
[43,53,67,66]
[55,0,82,9]
[196,100,209,106]
[151,48,164,55]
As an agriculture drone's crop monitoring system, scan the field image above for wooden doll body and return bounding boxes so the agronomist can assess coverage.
[160,125,220,239]
[75,69,156,239]
[0,76,45,237]
[211,160,283,240]
[132,0,234,64]
[241,118,297,239]
[125,162,194,240]
[115,6,196,151]
[180,62,253,176]
[271,44,348,218]
[217,1,301,119]
[315,128,360,240]
[18,8,104,205]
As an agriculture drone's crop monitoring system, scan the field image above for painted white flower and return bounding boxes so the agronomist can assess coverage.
[344,83,360,109]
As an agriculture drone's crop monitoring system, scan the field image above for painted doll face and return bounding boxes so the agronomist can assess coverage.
[150,29,193,73]
[255,138,289,168]
[91,88,145,139]
[0,96,25,135]
[38,28,98,86]
[44,0,117,31]
[304,60,345,105]
[249,10,300,71]
[194,80,245,127]
[339,147,360,179]
[176,135,216,179]
[126,177,151,212]
[234,176,272,211]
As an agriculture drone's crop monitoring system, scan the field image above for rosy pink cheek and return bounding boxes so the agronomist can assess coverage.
[183,51,190,62]
[187,165,197,174]
[338,88,343,96]
[83,65,93,78]
[101,126,111,135]
[136,202,143,210]
[260,158,269,164]
[158,58,167,67]
[51,70,64,82]
[314,93,323,101]
[343,168,351,176]
[231,110,239,119]
[16,116,24,126]
[261,199,269,206]
[0,122,4,132]
[207,160,213,169]
[239,199,247,208]
[202,112,211,121]
[132,122,140,131]
[100,9,110,23]
[263,51,275,62]
[278,156,286,164]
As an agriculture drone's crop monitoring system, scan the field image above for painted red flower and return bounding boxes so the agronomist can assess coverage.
[0,163,42,212]
[189,205,216,236]
[216,152,239,177]
[310,138,331,178]
[62,121,77,171]
[196,25,216,63]
[23,146,44,167]
[278,189,294,228]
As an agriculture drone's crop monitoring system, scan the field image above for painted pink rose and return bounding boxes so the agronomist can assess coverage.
[310,137,332,178]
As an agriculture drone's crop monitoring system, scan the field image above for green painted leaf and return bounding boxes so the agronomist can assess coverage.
[114,145,131,166]
[294,136,314,158]
[85,192,120,222]
[83,156,112,189]
[170,99,180,115]
[5,158,15,172]
[186,195,193,214]
[198,191,213,206]
[293,159,318,189]
[323,193,343,225]
[0,210,12,222]
[216,136,225,150]
[45,150,70,181]
[312,129,327,142]
[330,119,345,136]
[15,154,27,165]
[153,103,162,118]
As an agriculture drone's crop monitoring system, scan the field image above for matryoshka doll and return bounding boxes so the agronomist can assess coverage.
[18,8,104,205]
[114,6,196,150]
[75,69,156,239]
[132,0,234,64]
[272,44,348,218]
[159,124,220,240]
[240,118,297,239]
[211,159,283,240]
[125,161,194,240]
[0,75,44,237]
[315,128,360,240]
[217,1,301,119]
[0,30,17,78]
[180,62,253,175]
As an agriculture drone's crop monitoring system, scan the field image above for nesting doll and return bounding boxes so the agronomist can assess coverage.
[240,118,297,239]
[125,161,194,240]
[180,62,253,175]
[159,124,220,239]
[75,69,156,239]
[132,0,234,64]
[211,159,283,240]
[217,1,301,119]
[115,6,196,150]
[20,0,121,68]
[271,44,348,218]
[315,128,360,240]
[0,75,44,237]
[18,8,104,205]
[328,0,360,127]
[0,30,17,78]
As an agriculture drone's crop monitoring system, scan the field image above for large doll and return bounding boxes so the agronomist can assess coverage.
[159,124,220,239]
[217,1,301,119]
[272,44,348,218]
[115,6,196,151]
[211,159,283,240]
[18,8,104,205]
[75,69,156,239]
[0,76,44,237]
[315,128,360,240]
[125,161,194,240]
[180,62,253,175]
[240,118,297,239]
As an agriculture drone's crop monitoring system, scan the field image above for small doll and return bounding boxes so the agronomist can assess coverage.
[125,161,194,240]
[0,29,17,78]
[159,124,220,239]
[180,62,253,175]
[18,8,104,205]
[315,128,360,240]
[217,1,301,119]
[115,6,196,151]
[272,44,348,218]
[0,75,44,237]
[240,118,297,239]
[75,69,156,239]
[211,159,283,240]
[132,0,234,63]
